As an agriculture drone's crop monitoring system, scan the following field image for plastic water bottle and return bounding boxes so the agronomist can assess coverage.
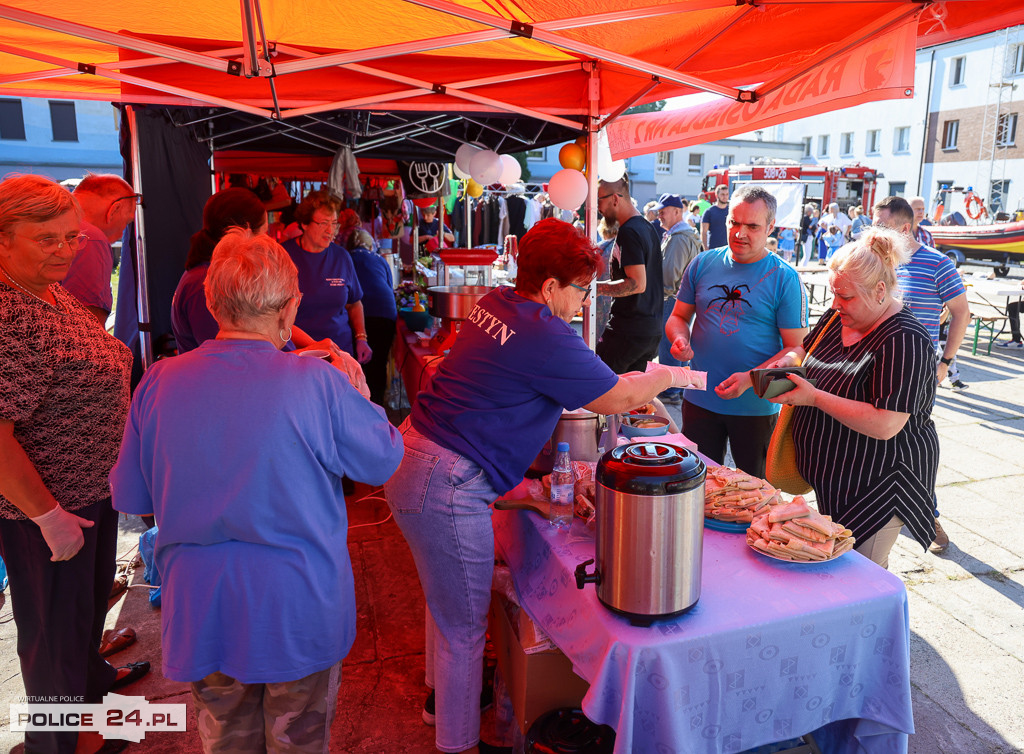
[549,442,574,529]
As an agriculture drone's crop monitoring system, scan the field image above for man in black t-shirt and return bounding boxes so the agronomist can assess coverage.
[595,177,664,374]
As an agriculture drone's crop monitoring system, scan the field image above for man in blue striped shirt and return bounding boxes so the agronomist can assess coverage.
[874,196,970,553]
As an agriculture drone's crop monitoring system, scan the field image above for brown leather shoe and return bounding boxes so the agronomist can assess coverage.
[929,519,949,554]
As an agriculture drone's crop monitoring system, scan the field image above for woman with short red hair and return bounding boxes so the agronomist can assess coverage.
[384,218,701,754]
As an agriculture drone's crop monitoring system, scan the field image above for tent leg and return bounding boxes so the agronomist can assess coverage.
[125,105,154,372]
[583,64,599,351]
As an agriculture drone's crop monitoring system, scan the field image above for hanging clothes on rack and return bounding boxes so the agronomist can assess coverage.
[328,146,362,200]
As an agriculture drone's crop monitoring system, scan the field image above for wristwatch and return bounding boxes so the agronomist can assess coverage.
[939,356,953,366]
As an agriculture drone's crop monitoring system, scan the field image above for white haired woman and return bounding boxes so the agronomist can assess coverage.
[0,174,145,754]
[766,227,940,568]
[111,229,403,752]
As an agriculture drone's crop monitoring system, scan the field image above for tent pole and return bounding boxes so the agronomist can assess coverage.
[583,63,599,351]
[125,105,154,372]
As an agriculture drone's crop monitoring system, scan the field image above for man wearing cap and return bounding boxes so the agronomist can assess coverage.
[595,176,664,373]
[655,193,701,404]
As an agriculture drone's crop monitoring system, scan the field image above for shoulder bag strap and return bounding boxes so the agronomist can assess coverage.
[801,310,840,362]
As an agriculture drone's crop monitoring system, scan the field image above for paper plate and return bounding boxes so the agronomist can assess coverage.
[704,518,749,533]
[747,542,850,564]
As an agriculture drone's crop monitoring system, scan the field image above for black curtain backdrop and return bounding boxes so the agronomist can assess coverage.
[114,106,212,387]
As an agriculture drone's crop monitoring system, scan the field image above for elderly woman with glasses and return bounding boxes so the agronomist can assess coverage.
[0,174,146,754]
[283,188,372,363]
[111,228,402,753]
[384,219,702,754]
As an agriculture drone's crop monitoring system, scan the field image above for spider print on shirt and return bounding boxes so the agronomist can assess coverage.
[707,284,751,312]
[705,266,780,336]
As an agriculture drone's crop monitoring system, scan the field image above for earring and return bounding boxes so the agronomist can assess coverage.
[279,327,292,343]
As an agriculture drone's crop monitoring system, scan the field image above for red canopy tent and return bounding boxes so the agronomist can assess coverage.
[1,0,1022,367]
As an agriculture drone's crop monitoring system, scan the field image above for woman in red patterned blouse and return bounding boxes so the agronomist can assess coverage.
[0,174,146,754]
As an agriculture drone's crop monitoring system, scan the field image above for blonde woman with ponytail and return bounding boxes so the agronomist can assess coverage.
[764,227,940,569]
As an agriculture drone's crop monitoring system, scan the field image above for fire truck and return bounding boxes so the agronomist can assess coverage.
[702,159,880,213]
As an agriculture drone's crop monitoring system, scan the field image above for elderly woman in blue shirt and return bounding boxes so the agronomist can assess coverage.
[111,229,403,753]
[385,219,701,754]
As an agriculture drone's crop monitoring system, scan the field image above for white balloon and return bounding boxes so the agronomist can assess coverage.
[455,143,480,174]
[498,154,522,186]
[453,161,471,180]
[470,149,503,185]
[548,168,589,211]
[596,128,627,182]
[598,158,627,183]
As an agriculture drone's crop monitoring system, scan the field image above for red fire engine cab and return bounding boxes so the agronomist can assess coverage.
[702,160,879,213]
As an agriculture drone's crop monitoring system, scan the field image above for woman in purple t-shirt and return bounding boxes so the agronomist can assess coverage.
[384,219,701,754]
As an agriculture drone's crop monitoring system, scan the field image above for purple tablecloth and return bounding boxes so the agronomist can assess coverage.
[493,503,913,754]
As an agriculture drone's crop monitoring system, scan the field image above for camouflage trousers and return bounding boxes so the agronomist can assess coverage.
[191,661,343,754]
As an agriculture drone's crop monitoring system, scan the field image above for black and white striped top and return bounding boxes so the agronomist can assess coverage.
[793,309,938,550]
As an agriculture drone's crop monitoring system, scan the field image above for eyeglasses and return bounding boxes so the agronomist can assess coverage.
[20,233,89,254]
[310,219,340,230]
[568,282,591,302]
[597,193,619,202]
[112,193,144,207]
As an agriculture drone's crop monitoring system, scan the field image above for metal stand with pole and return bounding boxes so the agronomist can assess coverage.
[125,105,154,372]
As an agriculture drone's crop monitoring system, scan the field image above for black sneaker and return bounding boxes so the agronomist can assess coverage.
[478,742,512,754]
[950,379,969,392]
[422,685,494,726]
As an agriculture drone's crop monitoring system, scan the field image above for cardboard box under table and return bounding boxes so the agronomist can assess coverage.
[489,590,590,734]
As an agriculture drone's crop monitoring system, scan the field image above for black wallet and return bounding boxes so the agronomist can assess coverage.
[749,367,816,399]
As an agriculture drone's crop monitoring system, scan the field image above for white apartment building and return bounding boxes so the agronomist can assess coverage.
[769,26,1024,216]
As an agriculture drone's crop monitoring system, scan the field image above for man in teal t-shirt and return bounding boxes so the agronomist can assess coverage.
[666,185,808,477]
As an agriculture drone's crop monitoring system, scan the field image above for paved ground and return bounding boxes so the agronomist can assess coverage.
[1,268,1022,753]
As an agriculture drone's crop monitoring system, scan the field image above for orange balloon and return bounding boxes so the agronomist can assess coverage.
[466,179,484,198]
[559,143,586,171]
[574,135,588,147]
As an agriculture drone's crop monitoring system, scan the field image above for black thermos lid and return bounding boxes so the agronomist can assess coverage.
[596,442,706,496]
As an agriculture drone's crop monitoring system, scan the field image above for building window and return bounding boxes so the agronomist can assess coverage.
[656,151,673,175]
[887,182,906,197]
[720,154,735,167]
[525,148,545,160]
[941,120,959,150]
[1009,44,1024,76]
[866,129,881,155]
[49,101,79,142]
[996,112,1018,146]
[0,98,26,140]
[688,153,704,176]
[894,126,911,153]
[949,56,966,86]
[840,132,854,156]
[817,134,829,158]
[801,137,811,157]
[991,180,1010,213]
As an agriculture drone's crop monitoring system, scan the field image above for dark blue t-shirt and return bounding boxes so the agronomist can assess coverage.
[412,286,619,493]
[703,204,729,249]
[350,248,397,320]
[283,240,364,355]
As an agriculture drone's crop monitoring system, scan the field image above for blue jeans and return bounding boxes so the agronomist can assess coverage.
[659,297,688,398]
[383,419,497,753]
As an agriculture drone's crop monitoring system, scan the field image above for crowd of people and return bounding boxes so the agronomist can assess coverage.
[0,163,995,754]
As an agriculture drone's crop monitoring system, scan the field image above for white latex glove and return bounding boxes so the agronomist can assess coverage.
[649,363,707,390]
[30,505,93,562]
[331,349,372,400]
[354,339,373,364]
